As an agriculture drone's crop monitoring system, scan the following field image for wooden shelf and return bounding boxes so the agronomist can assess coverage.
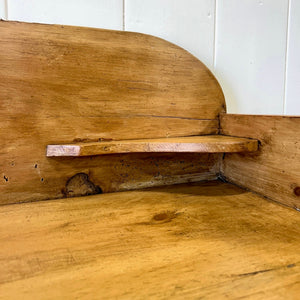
[46,135,258,157]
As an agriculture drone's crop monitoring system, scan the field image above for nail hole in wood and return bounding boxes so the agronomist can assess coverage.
[294,186,300,197]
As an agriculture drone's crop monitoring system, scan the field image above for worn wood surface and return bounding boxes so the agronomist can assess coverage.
[1,152,220,205]
[47,135,258,157]
[220,114,300,210]
[0,181,299,299]
[0,21,225,204]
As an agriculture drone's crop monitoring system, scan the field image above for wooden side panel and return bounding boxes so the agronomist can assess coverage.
[0,21,225,204]
[220,114,300,209]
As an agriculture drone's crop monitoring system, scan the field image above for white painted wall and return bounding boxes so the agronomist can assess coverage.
[6,0,123,30]
[0,0,6,19]
[0,0,299,115]
[215,0,288,114]
[125,0,215,70]
[285,0,300,115]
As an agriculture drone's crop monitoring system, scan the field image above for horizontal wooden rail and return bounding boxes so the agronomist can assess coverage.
[46,135,258,157]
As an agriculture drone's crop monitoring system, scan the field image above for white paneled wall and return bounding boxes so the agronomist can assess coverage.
[7,0,123,30]
[1,0,299,115]
[125,0,215,69]
[0,0,6,19]
[215,0,289,114]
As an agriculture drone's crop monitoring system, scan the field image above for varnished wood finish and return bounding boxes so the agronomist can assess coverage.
[0,181,299,299]
[0,21,225,204]
[46,135,258,156]
[220,114,300,209]
[1,152,219,205]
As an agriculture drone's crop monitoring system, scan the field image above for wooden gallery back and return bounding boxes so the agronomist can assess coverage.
[0,21,299,299]
[1,21,226,204]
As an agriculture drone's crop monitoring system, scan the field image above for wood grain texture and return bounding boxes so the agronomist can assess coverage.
[1,152,220,205]
[0,181,299,299]
[0,21,224,121]
[220,114,300,209]
[47,135,258,156]
[0,20,225,204]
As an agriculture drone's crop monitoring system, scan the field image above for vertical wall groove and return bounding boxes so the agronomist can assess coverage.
[122,0,125,30]
[283,0,291,115]
[213,0,217,70]
[4,0,8,19]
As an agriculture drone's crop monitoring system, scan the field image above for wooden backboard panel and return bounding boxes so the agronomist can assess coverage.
[0,21,225,204]
[220,114,300,209]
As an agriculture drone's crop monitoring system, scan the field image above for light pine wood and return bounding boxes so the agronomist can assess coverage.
[1,152,220,205]
[220,114,300,209]
[0,181,299,299]
[0,20,225,204]
[46,135,258,156]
